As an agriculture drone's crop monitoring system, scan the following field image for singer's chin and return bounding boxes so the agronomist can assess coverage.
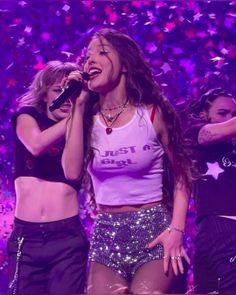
[87,80,100,92]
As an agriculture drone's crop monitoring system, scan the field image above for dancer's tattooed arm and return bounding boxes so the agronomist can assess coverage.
[198,128,218,145]
[198,117,236,145]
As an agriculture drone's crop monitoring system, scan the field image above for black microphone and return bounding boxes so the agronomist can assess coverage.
[49,72,90,112]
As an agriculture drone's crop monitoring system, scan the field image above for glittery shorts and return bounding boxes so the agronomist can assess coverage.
[89,203,171,281]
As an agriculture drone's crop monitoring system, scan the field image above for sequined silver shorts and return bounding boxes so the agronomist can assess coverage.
[89,203,171,281]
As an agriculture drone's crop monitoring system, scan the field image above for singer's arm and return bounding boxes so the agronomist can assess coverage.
[62,91,89,181]
[16,114,68,156]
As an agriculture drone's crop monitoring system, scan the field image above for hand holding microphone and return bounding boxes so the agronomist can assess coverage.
[49,71,90,112]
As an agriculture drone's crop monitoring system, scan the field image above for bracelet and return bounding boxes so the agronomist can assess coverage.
[167,226,185,235]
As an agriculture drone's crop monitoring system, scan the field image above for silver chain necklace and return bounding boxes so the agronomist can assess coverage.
[100,100,129,122]
[100,100,129,134]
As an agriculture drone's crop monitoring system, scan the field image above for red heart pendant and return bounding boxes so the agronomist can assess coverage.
[106,127,112,134]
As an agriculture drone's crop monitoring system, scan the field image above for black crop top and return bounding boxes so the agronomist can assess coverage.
[186,124,236,222]
[12,106,81,192]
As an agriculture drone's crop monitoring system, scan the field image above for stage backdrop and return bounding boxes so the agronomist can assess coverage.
[0,1,235,293]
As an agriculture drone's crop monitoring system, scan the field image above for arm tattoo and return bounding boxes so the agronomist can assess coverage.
[198,128,218,144]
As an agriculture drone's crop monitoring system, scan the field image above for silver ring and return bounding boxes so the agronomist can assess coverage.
[176,255,181,260]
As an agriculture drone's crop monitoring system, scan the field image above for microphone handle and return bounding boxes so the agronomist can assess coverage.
[49,80,82,112]
[49,72,90,112]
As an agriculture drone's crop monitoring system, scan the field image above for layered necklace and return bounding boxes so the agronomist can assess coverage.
[100,100,129,134]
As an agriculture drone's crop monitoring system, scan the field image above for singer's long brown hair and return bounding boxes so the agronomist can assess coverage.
[16,60,80,112]
[82,28,192,209]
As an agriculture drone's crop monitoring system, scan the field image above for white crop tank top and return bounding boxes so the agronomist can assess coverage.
[88,105,165,206]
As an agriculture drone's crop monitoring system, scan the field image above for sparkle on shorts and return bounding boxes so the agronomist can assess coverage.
[89,203,171,281]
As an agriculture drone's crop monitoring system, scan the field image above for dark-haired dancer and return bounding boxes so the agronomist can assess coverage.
[184,88,236,294]
[7,61,89,295]
[62,28,191,294]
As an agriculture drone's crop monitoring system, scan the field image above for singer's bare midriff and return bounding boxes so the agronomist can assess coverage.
[14,177,79,222]
[98,201,162,213]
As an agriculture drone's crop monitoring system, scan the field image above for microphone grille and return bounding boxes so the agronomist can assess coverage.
[81,72,90,81]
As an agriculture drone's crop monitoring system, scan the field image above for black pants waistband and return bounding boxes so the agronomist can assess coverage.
[14,215,81,232]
